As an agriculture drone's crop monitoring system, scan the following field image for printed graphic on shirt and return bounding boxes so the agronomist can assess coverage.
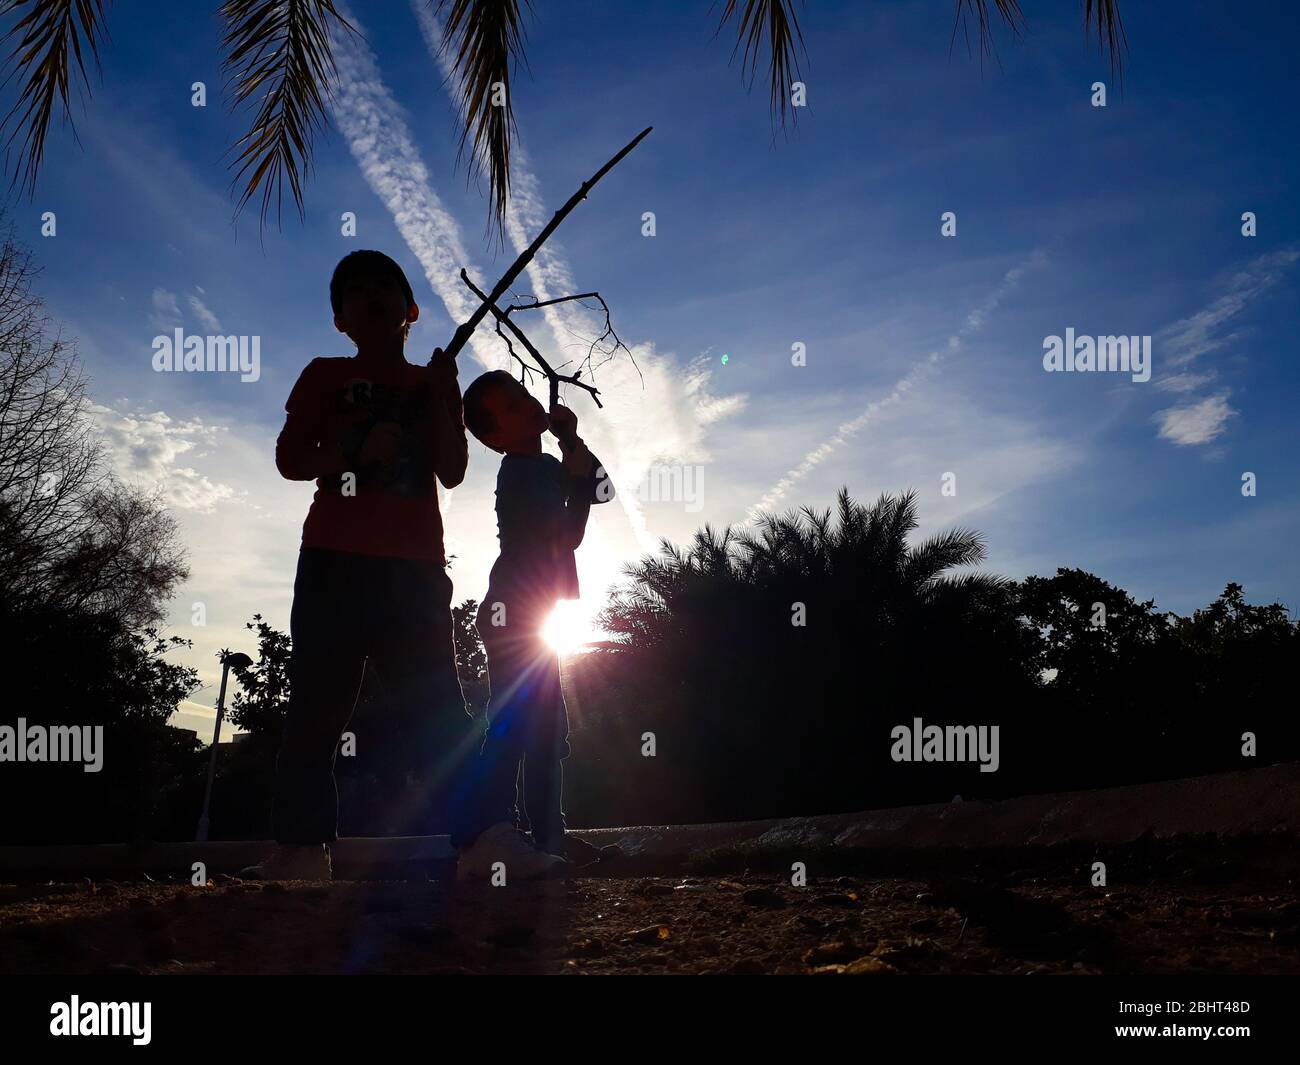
[332,376,433,498]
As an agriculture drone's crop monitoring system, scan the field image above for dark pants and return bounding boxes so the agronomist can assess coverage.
[273,548,468,844]
[450,609,571,853]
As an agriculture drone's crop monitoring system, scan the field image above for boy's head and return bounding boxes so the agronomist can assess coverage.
[463,370,549,454]
[330,250,419,347]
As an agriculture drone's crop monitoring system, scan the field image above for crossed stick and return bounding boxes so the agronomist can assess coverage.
[432,126,652,408]
[459,272,637,408]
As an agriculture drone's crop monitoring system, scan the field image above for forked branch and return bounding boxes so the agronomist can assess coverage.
[459,270,602,408]
[435,126,652,365]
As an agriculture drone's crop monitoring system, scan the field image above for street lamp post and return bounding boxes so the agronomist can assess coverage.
[195,649,254,843]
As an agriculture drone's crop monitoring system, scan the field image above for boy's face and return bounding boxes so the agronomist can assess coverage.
[334,271,418,347]
[480,378,549,453]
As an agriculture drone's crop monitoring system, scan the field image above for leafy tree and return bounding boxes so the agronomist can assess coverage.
[1166,583,1297,769]
[227,614,293,741]
[1014,568,1171,695]
[565,495,1300,825]
[452,597,490,716]
[0,600,202,843]
[0,223,198,843]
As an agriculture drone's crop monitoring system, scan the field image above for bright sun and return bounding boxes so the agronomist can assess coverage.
[542,599,603,655]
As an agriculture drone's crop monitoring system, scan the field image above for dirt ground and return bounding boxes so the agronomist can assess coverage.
[1,871,1297,975]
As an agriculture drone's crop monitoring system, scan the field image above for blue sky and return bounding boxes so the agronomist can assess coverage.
[20,0,1300,731]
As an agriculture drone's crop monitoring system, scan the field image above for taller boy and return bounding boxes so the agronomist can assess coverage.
[254,251,468,880]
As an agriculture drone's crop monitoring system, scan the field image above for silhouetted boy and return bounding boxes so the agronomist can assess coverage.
[247,250,468,880]
[451,371,613,880]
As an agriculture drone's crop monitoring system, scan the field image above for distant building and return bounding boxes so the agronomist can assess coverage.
[167,723,248,750]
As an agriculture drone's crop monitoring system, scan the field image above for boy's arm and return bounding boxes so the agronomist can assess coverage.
[560,481,594,552]
[276,360,347,481]
[557,439,613,551]
[548,404,612,551]
[585,453,614,505]
[428,349,469,489]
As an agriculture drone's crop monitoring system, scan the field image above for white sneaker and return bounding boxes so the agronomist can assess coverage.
[457,822,568,883]
[239,843,332,882]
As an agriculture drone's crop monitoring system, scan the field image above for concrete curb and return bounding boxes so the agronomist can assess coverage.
[580,762,1300,862]
[1,763,1294,880]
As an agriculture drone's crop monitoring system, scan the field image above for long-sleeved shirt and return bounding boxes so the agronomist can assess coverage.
[478,450,613,631]
[275,355,468,563]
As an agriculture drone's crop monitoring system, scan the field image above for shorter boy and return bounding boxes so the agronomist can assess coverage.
[451,371,613,880]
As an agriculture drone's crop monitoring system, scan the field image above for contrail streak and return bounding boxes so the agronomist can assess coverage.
[748,252,1046,520]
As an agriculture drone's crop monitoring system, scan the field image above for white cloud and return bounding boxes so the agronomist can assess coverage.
[187,292,223,333]
[157,423,309,704]
[149,288,182,331]
[1160,248,1298,369]
[149,287,224,337]
[1155,393,1237,446]
[172,700,219,733]
[1155,370,1217,393]
[1149,248,1295,445]
[87,402,238,512]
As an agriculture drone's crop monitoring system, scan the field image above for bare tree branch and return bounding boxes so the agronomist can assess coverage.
[460,269,602,408]
[0,222,186,626]
[491,315,537,387]
[506,290,641,393]
[436,125,652,365]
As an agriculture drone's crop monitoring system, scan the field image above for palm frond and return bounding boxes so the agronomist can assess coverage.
[1083,0,1127,77]
[219,0,355,228]
[0,0,111,197]
[933,571,1011,593]
[953,0,1126,76]
[904,527,987,588]
[715,0,807,128]
[922,570,1012,613]
[951,0,1024,62]
[882,488,920,561]
[835,486,856,531]
[437,0,531,240]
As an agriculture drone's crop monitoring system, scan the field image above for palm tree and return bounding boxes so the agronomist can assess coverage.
[579,488,1037,818]
[0,1,1125,232]
[601,487,1009,648]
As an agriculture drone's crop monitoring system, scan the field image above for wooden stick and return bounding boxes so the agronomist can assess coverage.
[434,126,652,364]
[504,292,601,313]
[460,270,603,409]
